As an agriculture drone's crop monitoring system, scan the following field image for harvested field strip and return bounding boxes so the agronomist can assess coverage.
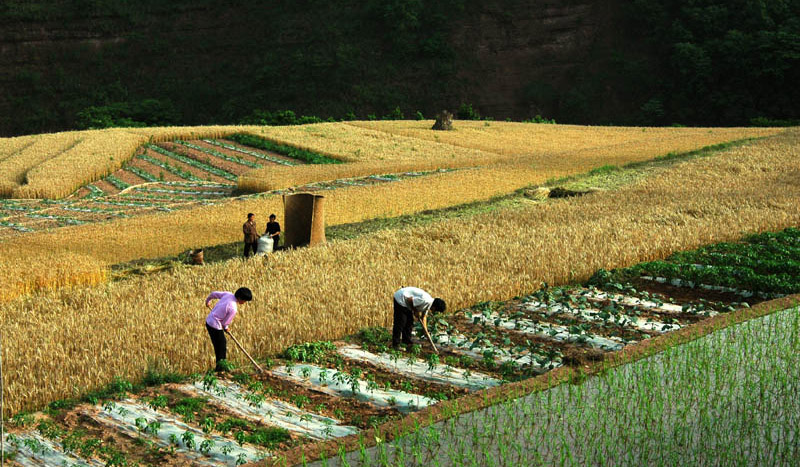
[0,134,82,184]
[348,120,780,157]
[138,151,205,182]
[176,141,261,168]
[147,144,238,181]
[203,139,298,166]
[0,136,35,162]
[0,134,83,196]
[14,131,142,200]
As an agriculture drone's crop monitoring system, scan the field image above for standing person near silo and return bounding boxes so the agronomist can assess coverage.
[243,213,258,258]
[392,286,446,353]
[264,213,282,251]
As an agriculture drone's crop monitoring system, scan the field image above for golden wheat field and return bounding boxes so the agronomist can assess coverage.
[237,123,780,190]
[0,123,777,304]
[0,122,779,199]
[347,120,780,156]
[0,128,797,414]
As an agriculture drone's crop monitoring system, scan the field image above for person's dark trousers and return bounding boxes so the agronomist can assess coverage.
[272,235,281,251]
[392,300,414,347]
[243,240,257,257]
[206,323,227,371]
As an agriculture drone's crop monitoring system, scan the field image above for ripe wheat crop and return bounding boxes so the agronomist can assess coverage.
[0,132,83,197]
[0,134,39,163]
[0,129,797,414]
[0,124,786,301]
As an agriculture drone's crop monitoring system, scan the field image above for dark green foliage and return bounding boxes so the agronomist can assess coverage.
[238,109,324,126]
[172,397,208,420]
[75,99,180,129]
[457,103,480,120]
[0,1,797,134]
[522,115,557,124]
[0,1,467,136]
[625,0,800,126]
[228,133,341,164]
[217,417,251,433]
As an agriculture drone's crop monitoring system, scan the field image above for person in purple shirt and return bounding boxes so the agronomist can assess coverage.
[205,287,253,372]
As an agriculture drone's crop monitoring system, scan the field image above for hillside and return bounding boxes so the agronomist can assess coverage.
[1,0,798,136]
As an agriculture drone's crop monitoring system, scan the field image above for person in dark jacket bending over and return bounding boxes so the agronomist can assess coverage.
[392,286,446,353]
[243,213,258,258]
[264,213,281,251]
[205,287,252,372]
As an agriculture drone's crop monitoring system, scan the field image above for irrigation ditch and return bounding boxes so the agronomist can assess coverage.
[3,227,798,466]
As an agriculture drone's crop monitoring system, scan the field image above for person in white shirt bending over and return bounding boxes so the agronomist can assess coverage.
[392,286,446,353]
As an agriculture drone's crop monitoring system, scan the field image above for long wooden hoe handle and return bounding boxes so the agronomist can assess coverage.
[421,322,439,354]
[225,330,264,373]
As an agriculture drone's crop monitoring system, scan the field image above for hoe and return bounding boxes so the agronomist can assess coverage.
[420,314,439,354]
[225,329,264,373]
